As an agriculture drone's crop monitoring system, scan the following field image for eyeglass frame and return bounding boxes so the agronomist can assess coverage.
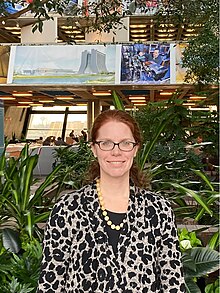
[94,140,138,152]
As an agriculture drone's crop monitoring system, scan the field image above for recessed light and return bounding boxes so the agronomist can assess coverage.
[189,96,207,100]
[12,92,33,97]
[92,92,112,96]
[56,96,74,100]
[18,101,33,104]
[0,97,16,100]
[159,92,173,96]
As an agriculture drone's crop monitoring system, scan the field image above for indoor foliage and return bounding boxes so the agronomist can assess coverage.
[0,144,61,292]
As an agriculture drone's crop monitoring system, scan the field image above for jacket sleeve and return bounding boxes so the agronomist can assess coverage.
[37,195,74,293]
[158,200,186,292]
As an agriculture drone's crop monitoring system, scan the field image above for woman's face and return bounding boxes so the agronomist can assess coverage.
[91,120,138,180]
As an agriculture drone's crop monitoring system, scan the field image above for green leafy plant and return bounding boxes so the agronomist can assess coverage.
[0,236,42,293]
[205,277,220,293]
[53,141,93,190]
[182,247,220,293]
[178,228,202,252]
[0,144,62,241]
[113,93,219,293]
[0,144,63,292]
[166,169,220,224]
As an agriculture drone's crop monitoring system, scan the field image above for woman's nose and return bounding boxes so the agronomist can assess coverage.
[111,144,121,155]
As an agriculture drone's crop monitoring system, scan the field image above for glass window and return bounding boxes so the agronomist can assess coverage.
[65,114,87,140]
[26,113,65,140]
[26,107,87,143]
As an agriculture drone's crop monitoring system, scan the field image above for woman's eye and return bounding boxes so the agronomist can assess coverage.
[102,141,112,146]
[122,141,130,146]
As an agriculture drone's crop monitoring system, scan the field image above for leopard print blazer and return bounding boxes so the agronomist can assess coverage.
[37,182,185,292]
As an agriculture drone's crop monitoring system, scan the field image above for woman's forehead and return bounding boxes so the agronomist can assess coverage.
[97,121,133,138]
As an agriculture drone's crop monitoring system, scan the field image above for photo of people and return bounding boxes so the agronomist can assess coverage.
[120,43,171,84]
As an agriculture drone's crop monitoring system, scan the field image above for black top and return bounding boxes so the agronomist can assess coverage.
[105,210,126,253]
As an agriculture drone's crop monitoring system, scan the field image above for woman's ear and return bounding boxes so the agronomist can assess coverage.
[133,145,139,158]
[90,143,97,158]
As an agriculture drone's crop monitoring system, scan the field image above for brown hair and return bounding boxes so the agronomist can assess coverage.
[85,109,148,188]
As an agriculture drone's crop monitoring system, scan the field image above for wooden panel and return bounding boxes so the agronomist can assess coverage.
[4,107,27,139]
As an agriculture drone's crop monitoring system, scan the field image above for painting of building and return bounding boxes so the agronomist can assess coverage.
[78,49,108,74]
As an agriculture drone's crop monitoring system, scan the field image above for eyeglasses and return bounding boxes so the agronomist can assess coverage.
[94,140,138,152]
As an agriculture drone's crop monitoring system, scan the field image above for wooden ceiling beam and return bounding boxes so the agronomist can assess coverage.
[178,89,190,99]
[150,90,155,102]
[69,90,98,100]
[0,28,19,42]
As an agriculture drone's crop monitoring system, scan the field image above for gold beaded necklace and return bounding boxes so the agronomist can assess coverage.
[96,179,126,231]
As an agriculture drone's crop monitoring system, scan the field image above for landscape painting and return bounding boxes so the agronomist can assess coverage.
[7,45,118,85]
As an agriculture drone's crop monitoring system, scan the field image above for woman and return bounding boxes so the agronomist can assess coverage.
[37,110,185,292]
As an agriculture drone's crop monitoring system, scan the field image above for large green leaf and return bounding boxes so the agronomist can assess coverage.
[112,90,125,110]
[207,230,219,250]
[184,247,220,278]
[21,155,38,210]
[195,192,220,221]
[184,278,201,293]
[169,183,213,217]
[182,254,197,272]
[24,210,34,239]
[2,228,21,253]
[28,163,62,208]
[137,111,176,171]
[192,169,214,191]
[34,211,51,224]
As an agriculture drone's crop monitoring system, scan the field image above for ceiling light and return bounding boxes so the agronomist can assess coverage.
[38,100,55,103]
[61,26,77,29]
[130,29,146,33]
[5,26,20,30]
[92,92,111,96]
[182,103,196,106]
[157,29,176,32]
[157,33,175,37]
[189,96,207,100]
[159,92,173,95]
[64,30,82,34]
[130,24,146,28]
[129,96,146,99]
[18,101,33,104]
[159,24,175,28]
[12,92,33,97]
[11,31,21,35]
[0,96,16,100]
[189,108,210,111]
[131,100,146,103]
[185,29,195,32]
[75,35,85,39]
[131,34,147,38]
[56,96,74,100]
[184,33,198,37]
[31,103,43,106]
